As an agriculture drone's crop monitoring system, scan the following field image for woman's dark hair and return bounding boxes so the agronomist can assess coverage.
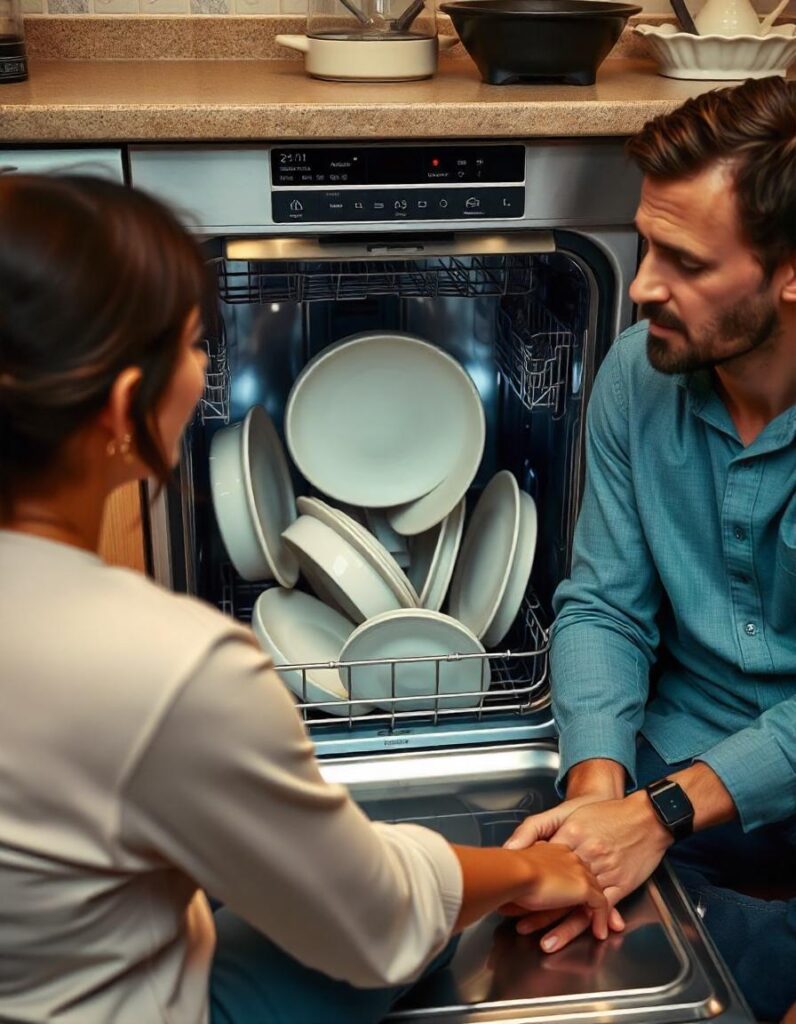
[626,76,796,279]
[0,174,208,515]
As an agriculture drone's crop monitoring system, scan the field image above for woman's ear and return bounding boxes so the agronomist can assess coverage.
[100,366,144,453]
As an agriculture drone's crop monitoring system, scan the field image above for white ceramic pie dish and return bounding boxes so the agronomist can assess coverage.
[634,22,796,79]
[339,607,490,712]
[285,332,484,510]
[408,498,466,612]
[251,587,372,716]
[209,405,299,585]
[448,470,522,640]
[297,496,419,608]
[282,514,404,624]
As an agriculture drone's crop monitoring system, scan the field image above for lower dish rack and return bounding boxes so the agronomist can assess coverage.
[220,565,551,731]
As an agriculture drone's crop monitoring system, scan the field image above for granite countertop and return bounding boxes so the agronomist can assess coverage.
[1,52,725,143]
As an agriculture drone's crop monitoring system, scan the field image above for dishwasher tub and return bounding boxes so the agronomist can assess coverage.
[320,743,753,1024]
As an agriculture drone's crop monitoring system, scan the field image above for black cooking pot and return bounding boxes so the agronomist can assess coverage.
[440,0,641,85]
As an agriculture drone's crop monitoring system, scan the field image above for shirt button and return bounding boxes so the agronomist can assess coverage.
[744,622,757,636]
[734,527,746,541]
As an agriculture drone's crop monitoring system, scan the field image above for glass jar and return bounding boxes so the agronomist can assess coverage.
[0,0,27,84]
[306,0,437,42]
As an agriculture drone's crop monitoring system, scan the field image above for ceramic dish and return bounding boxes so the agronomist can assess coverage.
[407,498,466,612]
[339,607,490,712]
[297,496,419,608]
[634,22,796,79]
[251,587,372,716]
[209,405,299,585]
[285,332,484,509]
[482,489,538,648]
[448,471,520,640]
[282,514,404,623]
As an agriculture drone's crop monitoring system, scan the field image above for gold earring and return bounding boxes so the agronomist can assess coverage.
[119,433,134,464]
[106,438,118,458]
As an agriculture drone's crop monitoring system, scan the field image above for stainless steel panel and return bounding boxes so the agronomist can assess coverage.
[320,744,753,1024]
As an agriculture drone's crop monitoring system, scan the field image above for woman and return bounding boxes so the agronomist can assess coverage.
[0,175,609,1024]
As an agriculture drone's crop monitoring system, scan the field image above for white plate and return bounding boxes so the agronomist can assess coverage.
[285,332,484,509]
[251,588,372,716]
[447,471,520,640]
[209,405,299,586]
[282,514,404,624]
[339,607,490,712]
[482,490,537,648]
[408,498,466,612]
[297,496,419,608]
[634,23,796,79]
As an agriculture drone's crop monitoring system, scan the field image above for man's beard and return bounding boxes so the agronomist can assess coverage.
[642,294,780,375]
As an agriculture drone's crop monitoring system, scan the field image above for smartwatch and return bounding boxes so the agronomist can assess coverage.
[645,778,694,842]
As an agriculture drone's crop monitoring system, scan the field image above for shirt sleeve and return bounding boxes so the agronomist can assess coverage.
[697,695,796,831]
[551,338,663,794]
[118,630,462,989]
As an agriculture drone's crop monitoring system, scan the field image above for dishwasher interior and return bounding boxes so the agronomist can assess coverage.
[178,238,604,754]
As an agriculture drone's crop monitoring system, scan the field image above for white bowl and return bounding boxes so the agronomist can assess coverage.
[635,22,796,79]
[282,514,404,624]
[251,588,372,716]
[209,405,299,585]
[285,332,485,510]
[448,471,520,640]
[297,496,419,608]
[407,498,466,612]
[339,607,490,713]
[482,490,538,649]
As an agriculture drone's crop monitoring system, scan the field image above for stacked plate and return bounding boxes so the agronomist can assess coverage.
[210,333,539,718]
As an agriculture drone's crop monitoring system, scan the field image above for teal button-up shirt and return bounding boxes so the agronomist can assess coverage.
[551,321,796,831]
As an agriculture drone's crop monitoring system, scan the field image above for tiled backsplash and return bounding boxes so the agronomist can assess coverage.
[21,0,792,17]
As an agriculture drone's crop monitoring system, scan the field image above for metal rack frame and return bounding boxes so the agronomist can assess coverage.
[215,253,537,305]
[494,304,573,418]
[220,567,550,731]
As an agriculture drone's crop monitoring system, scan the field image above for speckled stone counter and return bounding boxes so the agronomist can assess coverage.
[0,56,734,142]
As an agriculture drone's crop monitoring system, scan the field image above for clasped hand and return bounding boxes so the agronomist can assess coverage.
[502,792,673,951]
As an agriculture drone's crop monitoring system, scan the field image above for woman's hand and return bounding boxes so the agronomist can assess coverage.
[509,841,610,940]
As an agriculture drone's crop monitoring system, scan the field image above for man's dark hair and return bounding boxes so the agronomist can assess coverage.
[626,76,796,278]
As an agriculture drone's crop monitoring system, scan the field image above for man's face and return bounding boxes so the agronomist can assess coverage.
[628,162,781,375]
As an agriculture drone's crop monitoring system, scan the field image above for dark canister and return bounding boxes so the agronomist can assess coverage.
[1,0,28,84]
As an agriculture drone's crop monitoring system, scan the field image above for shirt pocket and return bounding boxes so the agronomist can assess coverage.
[770,532,796,636]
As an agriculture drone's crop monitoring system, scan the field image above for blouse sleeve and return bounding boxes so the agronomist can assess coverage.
[118,629,462,988]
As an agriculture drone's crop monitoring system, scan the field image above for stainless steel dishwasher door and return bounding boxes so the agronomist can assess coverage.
[319,744,754,1024]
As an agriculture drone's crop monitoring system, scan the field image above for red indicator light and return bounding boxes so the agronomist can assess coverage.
[431,158,440,167]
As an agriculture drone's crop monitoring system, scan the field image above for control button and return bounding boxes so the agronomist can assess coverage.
[744,622,757,636]
[734,527,746,541]
[439,198,449,209]
[289,199,303,212]
[457,170,465,178]
[354,201,365,211]
[465,196,481,209]
[372,201,385,212]
[394,199,408,211]
[417,200,428,210]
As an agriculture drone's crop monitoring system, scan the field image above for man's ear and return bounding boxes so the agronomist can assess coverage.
[777,254,796,305]
[98,367,143,448]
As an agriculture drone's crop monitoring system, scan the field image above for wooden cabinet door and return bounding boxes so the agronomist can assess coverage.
[99,482,147,574]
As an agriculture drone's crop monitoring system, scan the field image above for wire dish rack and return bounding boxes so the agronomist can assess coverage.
[494,305,573,418]
[220,565,550,731]
[215,254,537,305]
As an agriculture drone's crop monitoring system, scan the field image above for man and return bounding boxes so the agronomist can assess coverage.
[505,75,796,1021]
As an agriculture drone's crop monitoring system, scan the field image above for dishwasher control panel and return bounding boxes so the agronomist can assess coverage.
[271,143,526,224]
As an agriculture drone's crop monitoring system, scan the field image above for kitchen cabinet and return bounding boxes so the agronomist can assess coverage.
[99,482,147,574]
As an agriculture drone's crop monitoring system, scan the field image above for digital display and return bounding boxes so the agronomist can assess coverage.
[271,145,525,188]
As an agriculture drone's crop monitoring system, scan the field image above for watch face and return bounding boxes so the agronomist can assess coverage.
[655,784,692,824]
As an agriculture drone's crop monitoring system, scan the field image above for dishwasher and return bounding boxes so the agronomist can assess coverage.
[129,140,753,1024]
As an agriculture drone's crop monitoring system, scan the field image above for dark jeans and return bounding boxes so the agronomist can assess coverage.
[209,905,458,1024]
[636,739,796,1021]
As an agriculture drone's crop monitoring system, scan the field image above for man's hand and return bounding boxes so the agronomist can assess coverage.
[503,792,672,950]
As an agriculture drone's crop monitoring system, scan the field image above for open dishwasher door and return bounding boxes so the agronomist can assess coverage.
[321,743,754,1024]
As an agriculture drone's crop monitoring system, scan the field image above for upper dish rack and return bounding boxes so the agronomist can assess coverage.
[215,254,537,305]
[220,565,551,732]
